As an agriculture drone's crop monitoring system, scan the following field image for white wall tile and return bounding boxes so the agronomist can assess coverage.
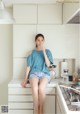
[13,25,37,57]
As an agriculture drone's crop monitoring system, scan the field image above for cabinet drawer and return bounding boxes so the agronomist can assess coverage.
[8,88,32,94]
[8,95,33,102]
[8,87,55,95]
[8,109,33,114]
[46,88,55,94]
[9,103,33,109]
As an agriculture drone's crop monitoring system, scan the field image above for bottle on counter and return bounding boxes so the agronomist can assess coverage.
[63,70,69,83]
[61,59,68,77]
[73,72,78,82]
[60,59,69,83]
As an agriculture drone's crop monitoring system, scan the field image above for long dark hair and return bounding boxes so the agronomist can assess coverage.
[35,34,44,47]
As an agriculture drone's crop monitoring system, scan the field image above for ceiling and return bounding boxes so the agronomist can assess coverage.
[2,0,80,7]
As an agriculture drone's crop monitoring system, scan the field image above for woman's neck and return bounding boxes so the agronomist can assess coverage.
[35,47,42,50]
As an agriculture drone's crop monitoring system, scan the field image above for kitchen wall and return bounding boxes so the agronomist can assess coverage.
[13,24,79,79]
[0,4,79,106]
[0,9,13,106]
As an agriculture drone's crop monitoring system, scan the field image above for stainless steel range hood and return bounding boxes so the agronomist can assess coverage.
[67,8,80,24]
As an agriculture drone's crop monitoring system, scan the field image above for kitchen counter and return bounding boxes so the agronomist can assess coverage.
[8,78,80,114]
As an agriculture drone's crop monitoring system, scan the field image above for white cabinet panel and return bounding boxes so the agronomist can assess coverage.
[8,81,55,114]
[44,96,55,114]
[13,58,26,79]
[8,95,33,102]
[13,25,36,57]
[8,110,33,114]
[8,88,32,95]
[13,5,37,24]
[8,87,55,95]
[9,102,33,109]
[38,4,62,24]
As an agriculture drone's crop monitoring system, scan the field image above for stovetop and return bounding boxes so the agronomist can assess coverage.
[59,83,80,111]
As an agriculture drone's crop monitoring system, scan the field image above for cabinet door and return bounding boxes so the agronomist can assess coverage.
[13,5,37,24]
[44,96,55,114]
[38,4,62,24]
[56,99,62,114]
[9,102,33,109]
[8,95,33,102]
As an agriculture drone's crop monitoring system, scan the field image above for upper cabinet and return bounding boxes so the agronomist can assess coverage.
[13,5,37,24]
[38,4,62,24]
[63,3,79,24]
[13,4,62,24]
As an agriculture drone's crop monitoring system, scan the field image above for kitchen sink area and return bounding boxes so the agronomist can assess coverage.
[59,83,80,111]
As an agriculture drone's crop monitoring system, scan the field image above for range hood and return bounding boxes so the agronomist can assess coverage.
[67,8,80,24]
[57,0,80,24]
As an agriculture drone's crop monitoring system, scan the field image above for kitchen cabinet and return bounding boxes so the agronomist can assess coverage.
[56,98,62,114]
[13,4,62,24]
[13,5,37,24]
[38,4,62,24]
[63,3,79,24]
[8,80,55,114]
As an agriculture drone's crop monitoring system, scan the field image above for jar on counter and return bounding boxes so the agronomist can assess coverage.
[73,72,78,82]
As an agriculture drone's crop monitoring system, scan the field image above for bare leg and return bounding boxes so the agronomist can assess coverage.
[38,78,48,114]
[29,77,39,114]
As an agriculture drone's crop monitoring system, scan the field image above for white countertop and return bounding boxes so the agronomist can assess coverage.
[8,78,62,88]
[8,78,80,114]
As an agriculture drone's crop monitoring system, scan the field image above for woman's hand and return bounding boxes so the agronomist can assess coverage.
[21,67,30,88]
[21,77,27,88]
[41,43,45,51]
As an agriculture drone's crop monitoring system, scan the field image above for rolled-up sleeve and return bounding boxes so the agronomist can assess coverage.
[47,49,54,64]
[26,55,32,67]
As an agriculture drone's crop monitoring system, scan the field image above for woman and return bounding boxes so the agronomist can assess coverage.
[21,34,54,114]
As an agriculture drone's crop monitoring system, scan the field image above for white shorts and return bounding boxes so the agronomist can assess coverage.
[29,72,51,83]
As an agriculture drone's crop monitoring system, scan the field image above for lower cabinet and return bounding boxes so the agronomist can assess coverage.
[44,95,55,114]
[56,86,66,114]
[56,98,62,114]
[8,84,55,114]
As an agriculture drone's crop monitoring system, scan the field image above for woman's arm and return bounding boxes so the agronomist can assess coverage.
[25,66,30,79]
[21,66,30,87]
[43,49,51,67]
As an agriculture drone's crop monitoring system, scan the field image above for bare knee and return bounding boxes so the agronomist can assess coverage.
[32,87,38,94]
